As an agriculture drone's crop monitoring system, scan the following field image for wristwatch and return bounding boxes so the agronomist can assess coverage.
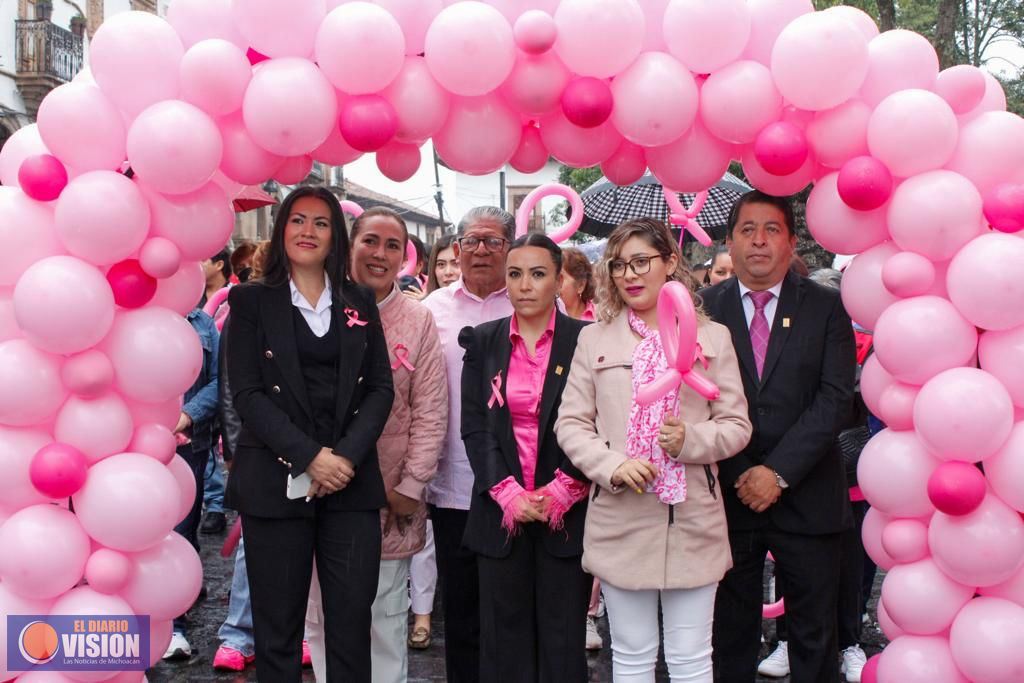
[770,468,789,490]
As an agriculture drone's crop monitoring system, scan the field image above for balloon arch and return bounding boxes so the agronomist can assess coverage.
[1,1,1023,681]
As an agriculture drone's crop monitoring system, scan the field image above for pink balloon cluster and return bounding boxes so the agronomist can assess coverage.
[0,2,1023,680]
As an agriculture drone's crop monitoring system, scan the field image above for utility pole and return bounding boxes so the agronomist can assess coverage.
[433,149,447,232]
[499,166,507,211]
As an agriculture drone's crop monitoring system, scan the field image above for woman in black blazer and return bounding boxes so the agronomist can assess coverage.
[460,234,591,682]
[226,186,394,682]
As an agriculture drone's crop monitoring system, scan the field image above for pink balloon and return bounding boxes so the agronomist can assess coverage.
[73,452,180,552]
[837,156,893,211]
[806,99,872,169]
[859,30,939,106]
[858,428,939,517]
[104,307,203,403]
[700,60,782,144]
[805,172,889,254]
[0,340,66,426]
[742,0,813,65]
[860,353,918,430]
[61,350,115,399]
[611,52,698,147]
[914,367,1014,462]
[881,251,935,299]
[983,423,1024,512]
[887,170,984,262]
[316,3,404,95]
[862,506,896,571]
[930,491,1024,587]
[947,112,1024,198]
[274,155,314,185]
[13,255,115,354]
[958,72,1009,125]
[663,0,750,74]
[950,596,1024,683]
[232,0,324,58]
[106,259,157,309]
[18,154,68,202]
[867,89,958,178]
[538,111,621,169]
[601,140,647,186]
[84,548,133,594]
[179,39,252,118]
[821,5,879,41]
[130,423,177,465]
[0,583,55,681]
[121,532,202,621]
[509,125,549,174]
[243,58,337,156]
[0,426,55,511]
[873,295,977,385]
[30,443,89,499]
[753,122,808,177]
[741,146,817,197]
[436,95,522,175]
[54,171,150,266]
[882,518,930,564]
[0,191,61,287]
[375,142,421,183]
[935,64,987,115]
[0,124,52,187]
[167,454,197,525]
[647,121,732,193]
[554,0,644,78]
[54,393,134,465]
[928,460,987,516]
[980,327,1024,410]
[877,599,905,640]
[514,9,557,54]
[425,1,515,96]
[861,654,881,683]
[127,101,222,195]
[126,396,182,433]
[948,233,1024,331]
[363,0,443,56]
[382,56,452,143]
[561,77,613,129]
[984,183,1024,233]
[982,559,1024,606]
[339,95,399,152]
[217,112,285,185]
[877,635,969,683]
[88,11,185,119]
[142,182,234,262]
[247,47,270,65]
[166,0,247,49]
[882,558,974,635]
[513,183,583,245]
[150,261,205,316]
[0,504,91,599]
[311,124,362,167]
[499,49,571,116]
[770,11,869,111]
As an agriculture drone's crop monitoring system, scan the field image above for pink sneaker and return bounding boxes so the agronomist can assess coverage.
[302,640,312,668]
[212,645,254,672]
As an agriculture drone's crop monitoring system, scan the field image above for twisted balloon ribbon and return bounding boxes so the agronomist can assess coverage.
[664,187,713,247]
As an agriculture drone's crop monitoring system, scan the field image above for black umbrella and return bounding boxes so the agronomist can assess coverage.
[575,170,752,242]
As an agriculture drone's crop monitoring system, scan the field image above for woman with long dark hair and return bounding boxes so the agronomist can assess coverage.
[225,186,394,682]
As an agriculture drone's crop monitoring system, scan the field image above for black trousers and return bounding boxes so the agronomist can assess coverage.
[429,505,480,683]
[242,508,380,683]
[171,445,210,635]
[713,525,842,683]
[478,525,590,683]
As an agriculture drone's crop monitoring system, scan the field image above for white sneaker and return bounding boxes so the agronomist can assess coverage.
[757,641,790,677]
[162,631,192,660]
[585,616,603,651]
[841,644,867,682]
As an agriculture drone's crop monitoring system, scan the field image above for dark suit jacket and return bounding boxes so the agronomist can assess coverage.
[701,272,855,535]
[225,280,394,518]
[459,313,590,559]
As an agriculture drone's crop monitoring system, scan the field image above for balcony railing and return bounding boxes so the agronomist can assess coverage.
[15,19,83,83]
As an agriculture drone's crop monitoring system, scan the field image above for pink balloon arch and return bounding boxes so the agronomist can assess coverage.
[0,1,1023,680]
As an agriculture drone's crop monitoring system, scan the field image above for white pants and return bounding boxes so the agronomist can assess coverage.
[602,581,718,683]
[306,558,412,683]
[409,520,437,615]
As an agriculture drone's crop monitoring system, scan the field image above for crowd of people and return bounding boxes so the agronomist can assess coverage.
[164,186,876,683]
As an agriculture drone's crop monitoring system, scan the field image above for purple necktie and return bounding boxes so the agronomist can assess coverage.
[748,290,774,378]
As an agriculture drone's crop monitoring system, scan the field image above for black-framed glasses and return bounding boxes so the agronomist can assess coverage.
[609,254,667,278]
[458,236,508,253]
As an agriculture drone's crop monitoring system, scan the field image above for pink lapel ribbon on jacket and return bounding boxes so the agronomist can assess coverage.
[488,371,505,409]
[663,187,713,247]
[343,308,368,328]
[391,343,415,372]
[635,281,721,406]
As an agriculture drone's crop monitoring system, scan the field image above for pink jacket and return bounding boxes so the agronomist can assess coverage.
[377,288,448,559]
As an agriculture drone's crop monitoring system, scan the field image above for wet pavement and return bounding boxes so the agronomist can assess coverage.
[149,511,886,682]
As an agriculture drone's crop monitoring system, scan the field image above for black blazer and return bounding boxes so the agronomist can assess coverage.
[459,312,590,559]
[225,280,394,518]
[700,272,855,535]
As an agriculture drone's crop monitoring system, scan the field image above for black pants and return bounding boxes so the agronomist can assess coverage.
[429,505,480,683]
[171,445,210,635]
[242,508,381,683]
[713,525,841,683]
[478,525,590,683]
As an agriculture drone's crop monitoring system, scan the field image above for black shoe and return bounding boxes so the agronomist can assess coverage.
[200,511,226,534]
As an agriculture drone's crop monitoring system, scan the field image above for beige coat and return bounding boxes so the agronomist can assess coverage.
[554,311,752,590]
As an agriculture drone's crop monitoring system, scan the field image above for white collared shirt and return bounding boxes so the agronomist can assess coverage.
[289,274,332,337]
[737,280,785,331]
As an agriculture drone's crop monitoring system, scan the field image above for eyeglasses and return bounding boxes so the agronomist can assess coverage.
[609,254,667,278]
[458,236,508,253]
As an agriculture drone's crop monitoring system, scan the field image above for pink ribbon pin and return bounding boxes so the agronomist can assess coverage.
[343,308,368,328]
[391,343,416,372]
[488,371,505,409]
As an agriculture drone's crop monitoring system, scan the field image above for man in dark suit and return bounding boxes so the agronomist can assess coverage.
[702,191,856,683]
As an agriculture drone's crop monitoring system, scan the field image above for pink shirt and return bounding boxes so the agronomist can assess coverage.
[505,309,556,490]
